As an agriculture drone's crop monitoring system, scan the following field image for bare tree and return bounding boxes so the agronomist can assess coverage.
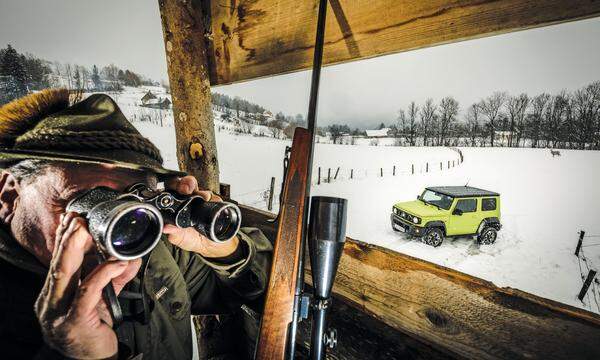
[479,91,508,147]
[529,93,550,148]
[465,103,482,147]
[506,93,529,147]
[438,96,459,146]
[406,101,419,146]
[419,98,436,146]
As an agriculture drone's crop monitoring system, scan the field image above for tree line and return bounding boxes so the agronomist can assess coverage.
[326,81,600,149]
[0,44,157,105]
[394,82,600,149]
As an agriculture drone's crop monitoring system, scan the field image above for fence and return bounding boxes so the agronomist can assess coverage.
[231,148,465,212]
[574,230,600,313]
[313,148,464,185]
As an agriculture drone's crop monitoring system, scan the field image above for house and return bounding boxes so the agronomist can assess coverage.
[494,130,518,144]
[365,128,391,138]
[141,96,171,109]
[141,90,157,105]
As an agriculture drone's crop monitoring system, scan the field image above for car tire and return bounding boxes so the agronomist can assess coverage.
[477,227,497,245]
[423,227,444,247]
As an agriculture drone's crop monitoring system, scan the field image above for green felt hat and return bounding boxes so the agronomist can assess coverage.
[0,89,185,178]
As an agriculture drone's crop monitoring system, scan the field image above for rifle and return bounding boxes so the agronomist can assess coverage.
[255,0,348,359]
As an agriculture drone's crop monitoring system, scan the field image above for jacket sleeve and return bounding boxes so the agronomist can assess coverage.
[168,227,272,315]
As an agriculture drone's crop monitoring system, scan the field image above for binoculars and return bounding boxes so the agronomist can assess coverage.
[67,183,242,260]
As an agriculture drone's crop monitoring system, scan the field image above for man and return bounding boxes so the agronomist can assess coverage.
[0,89,272,359]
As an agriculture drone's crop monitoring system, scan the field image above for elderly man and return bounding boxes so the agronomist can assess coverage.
[0,89,271,359]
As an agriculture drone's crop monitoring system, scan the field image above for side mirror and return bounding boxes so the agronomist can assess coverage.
[452,208,463,216]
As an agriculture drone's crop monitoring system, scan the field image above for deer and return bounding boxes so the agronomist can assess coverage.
[550,149,561,157]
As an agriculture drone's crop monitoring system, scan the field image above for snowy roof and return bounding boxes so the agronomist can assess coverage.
[365,128,391,137]
[426,186,499,198]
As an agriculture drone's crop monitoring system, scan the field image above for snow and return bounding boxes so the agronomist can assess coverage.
[109,86,600,314]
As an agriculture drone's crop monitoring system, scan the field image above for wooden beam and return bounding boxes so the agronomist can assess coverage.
[158,0,220,192]
[206,0,600,85]
[240,205,600,359]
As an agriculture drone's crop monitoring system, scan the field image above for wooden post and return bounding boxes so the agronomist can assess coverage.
[219,183,231,200]
[380,168,383,177]
[158,0,219,192]
[426,163,429,173]
[440,162,442,170]
[318,167,321,185]
[575,231,585,256]
[350,169,353,179]
[448,160,450,169]
[328,168,331,183]
[334,167,340,180]
[411,164,414,175]
[268,176,275,211]
[578,269,597,301]
[393,165,396,176]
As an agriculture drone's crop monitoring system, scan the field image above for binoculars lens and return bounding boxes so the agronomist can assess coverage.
[214,206,238,240]
[110,208,162,255]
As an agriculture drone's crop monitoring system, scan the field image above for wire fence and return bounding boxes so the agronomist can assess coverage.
[575,230,600,313]
[230,148,465,213]
[312,148,464,185]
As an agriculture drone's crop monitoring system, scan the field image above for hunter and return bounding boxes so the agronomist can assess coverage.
[0,89,272,359]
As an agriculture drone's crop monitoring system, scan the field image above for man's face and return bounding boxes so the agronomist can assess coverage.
[5,162,156,266]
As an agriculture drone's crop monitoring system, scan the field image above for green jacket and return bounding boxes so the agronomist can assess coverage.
[0,226,272,359]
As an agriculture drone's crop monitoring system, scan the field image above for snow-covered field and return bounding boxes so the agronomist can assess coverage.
[115,86,600,314]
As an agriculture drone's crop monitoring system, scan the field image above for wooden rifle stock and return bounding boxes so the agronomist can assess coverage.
[255,128,311,359]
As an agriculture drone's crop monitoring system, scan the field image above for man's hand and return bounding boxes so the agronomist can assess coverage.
[164,176,240,258]
[35,212,140,359]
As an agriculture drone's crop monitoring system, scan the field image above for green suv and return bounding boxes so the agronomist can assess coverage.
[390,186,501,247]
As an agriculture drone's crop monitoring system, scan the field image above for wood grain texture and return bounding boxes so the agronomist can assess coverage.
[240,206,600,359]
[206,0,600,85]
[255,128,311,360]
[158,0,220,192]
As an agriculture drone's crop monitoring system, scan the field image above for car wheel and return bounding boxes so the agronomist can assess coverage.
[423,228,444,247]
[478,227,497,245]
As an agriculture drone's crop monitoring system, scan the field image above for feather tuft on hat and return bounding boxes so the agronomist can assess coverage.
[0,89,71,146]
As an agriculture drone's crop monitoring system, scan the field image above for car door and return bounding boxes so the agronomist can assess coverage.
[449,198,479,235]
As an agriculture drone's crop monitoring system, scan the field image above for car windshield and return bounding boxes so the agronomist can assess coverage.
[420,189,454,210]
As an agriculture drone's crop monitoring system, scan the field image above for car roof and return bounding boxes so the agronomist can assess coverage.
[425,186,500,198]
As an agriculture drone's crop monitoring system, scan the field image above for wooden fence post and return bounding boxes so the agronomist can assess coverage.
[350,168,353,179]
[393,165,396,176]
[334,167,340,180]
[380,168,383,177]
[426,163,429,173]
[448,160,450,169]
[219,183,231,199]
[268,177,275,211]
[440,162,442,170]
[318,167,321,185]
[575,231,585,256]
[328,168,331,183]
[412,164,414,175]
[578,269,597,301]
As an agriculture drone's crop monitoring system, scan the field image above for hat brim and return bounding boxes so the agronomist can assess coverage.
[0,149,186,179]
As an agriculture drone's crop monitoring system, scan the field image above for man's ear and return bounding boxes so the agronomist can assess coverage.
[0,171,20,225]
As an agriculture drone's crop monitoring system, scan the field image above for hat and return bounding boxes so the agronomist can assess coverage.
[0,89,185,178]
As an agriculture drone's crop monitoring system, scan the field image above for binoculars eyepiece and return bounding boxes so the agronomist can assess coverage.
[67,183,242,260]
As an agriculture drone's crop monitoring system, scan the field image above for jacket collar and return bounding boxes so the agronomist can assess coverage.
[0,226,46,275]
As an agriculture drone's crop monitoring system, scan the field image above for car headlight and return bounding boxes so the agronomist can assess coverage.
[412,216,419,224]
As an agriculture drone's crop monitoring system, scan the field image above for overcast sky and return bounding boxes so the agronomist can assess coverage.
[1,0,600,128]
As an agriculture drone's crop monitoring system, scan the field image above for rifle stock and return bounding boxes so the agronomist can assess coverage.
[255,128,311,359]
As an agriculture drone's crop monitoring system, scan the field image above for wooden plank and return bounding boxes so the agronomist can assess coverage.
[206,0,600,85]
[158,0,220,192]
[240,205,600,359]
